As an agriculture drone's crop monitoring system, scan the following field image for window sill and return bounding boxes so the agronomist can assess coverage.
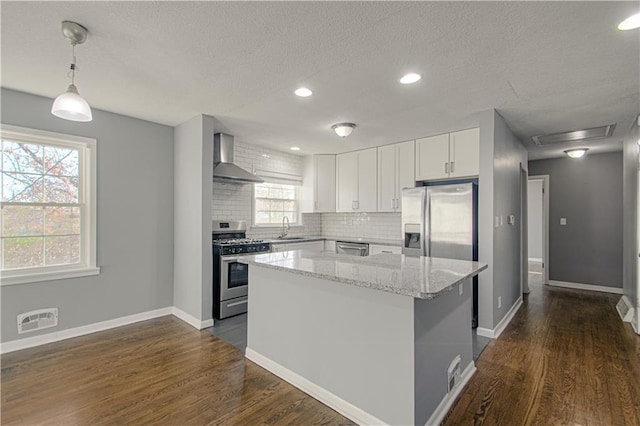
[0,267,101,286]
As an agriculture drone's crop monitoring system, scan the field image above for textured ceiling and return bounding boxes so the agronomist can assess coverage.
[1,1,638,159]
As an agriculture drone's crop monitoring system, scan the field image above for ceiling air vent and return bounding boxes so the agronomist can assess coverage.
[531,124,616,146]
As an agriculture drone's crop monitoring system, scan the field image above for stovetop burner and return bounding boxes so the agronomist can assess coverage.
[213,238,264,246]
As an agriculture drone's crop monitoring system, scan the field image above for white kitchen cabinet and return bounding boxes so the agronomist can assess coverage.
[449,128,480,178]
[378,140,415,212]
[324,240,336,252]
[302,155,336,213]
[415,128,479,181]
[271,240,324,253]
[336,148,377,212]
[368,244,402,255]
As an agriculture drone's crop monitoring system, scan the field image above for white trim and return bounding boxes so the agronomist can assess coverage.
[425,362,477,426]
[0,307,172,354]
[246,347,388,426]
[528,257,542,263]
[548,280,623,294]
[529,175,550,285]
[477,297,523,339]
[0,267,101,286]
[171,307,214,329]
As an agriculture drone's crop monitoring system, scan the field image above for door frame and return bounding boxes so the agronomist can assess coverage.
[520,165,528,294]
[528,174,550,285]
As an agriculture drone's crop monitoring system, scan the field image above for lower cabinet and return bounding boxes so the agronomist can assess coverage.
[368,244,402,255]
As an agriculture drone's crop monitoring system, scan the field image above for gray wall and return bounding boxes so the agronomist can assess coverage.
[529,152,623,288]
[527,179,543,259]
[491,111,528,326]
[1,88,174,343]
[622,115,639,330]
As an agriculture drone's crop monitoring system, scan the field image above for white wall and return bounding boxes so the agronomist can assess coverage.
[211,140,321,238]
[1,89,174,343]
[527,180,543,260]
[173,114,213,324]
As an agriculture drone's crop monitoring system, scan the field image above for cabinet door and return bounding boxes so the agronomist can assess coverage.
[336,152,358,212]
[286,241,324,252]
[324,240,336,252]
[395,140,415,211]
[450,127,479,178]
[357,148,378,212]
[415,133,449,181]
[271,244,286,253]
[315,155,336,212]
[369,244,402,255]
[377,144,396,212]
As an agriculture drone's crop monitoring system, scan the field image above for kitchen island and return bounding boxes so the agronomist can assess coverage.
[240,250,487,426]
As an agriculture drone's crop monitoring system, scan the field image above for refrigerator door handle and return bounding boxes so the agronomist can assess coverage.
[421,189,429,256]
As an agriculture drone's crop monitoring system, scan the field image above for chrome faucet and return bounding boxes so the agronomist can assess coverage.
[280,216,290,239]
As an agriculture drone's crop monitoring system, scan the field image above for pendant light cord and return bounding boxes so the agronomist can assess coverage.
[68,44,77,85]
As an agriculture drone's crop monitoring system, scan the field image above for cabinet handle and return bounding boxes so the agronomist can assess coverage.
[445,162,449,174]
[451,161,455,173]
[391,198,395,209]
[355,200,359,210]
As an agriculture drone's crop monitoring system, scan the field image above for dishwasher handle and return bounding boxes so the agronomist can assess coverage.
[336,242,369,256]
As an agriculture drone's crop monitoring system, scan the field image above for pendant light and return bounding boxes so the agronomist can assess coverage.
[51,21,93,122]
[331,123,356,138]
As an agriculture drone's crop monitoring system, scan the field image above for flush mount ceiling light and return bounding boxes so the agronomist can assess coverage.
[618,12,640,30]
[290,146,301,151]
[51,21,93,122]
[399,73,421,84]
[331,123,356,138]
[564,148,589,159]
[294,87,313,97]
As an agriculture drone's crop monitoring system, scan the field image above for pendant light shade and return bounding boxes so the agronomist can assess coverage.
[51,84,93,122]
[332,122,356,138]
[52,21,92,122]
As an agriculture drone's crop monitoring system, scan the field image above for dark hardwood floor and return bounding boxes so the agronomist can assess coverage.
[444,281,640,425]
[1,316,354,425]
[2,280,638,425]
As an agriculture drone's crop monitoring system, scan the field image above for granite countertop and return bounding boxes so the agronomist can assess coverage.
[267,236,401,247]
[239,250,487,299]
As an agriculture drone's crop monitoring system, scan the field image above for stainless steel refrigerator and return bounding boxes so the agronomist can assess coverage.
[401,182,479,327]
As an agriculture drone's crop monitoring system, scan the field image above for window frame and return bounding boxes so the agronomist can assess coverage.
[0,124,99,286]
[252,170,303,228]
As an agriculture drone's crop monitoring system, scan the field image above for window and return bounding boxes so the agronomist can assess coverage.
[0,125,98,285]
[253,170,302,226]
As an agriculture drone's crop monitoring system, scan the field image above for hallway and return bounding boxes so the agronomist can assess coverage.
[444,280,640,424]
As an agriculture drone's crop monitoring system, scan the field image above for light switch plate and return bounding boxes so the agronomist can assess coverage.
[560,218,567,225]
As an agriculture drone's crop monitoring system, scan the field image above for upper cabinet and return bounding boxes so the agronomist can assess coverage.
[302,155,336,213]
[336,148,377,212]
[415,127,479,181]
[378,140,415,212]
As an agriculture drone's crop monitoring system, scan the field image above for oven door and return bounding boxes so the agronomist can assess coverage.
[219,256,249,301]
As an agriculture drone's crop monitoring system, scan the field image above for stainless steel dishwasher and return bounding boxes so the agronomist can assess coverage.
[336,241,369,256]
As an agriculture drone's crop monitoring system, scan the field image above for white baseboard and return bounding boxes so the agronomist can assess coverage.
[477,297,523,339]
[425,362,476,426]
[171,307,214,329]
[548,280,622,294]
[246,347,387,426]
[528,257,543,263]
[0,307,173,354]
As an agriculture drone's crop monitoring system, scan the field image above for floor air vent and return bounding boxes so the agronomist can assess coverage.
[18,308,58,334]
[616,297,633,322]
[447,355,462,393]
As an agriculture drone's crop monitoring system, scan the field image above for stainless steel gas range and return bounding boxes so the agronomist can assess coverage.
[212,220,270,319]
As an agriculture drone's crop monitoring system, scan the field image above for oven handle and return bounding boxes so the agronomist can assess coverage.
[227,299,248,308]
[222,257,240,263]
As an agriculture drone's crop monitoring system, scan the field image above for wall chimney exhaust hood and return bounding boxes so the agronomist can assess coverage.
[213,133,264,184]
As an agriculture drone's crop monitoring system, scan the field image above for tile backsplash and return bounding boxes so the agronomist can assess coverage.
[321,212,401,241]
[212,141,402,240]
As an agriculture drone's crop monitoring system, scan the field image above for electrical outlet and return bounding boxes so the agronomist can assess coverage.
[560,218,567,226]
[498,296,502,309]
[459,283,464,295]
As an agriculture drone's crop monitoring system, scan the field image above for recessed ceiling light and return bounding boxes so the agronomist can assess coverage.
[564,148,589,159]
[290,146,301,151]
[399,73,421,84]
[294,87,312,97]
[618,12,640,30]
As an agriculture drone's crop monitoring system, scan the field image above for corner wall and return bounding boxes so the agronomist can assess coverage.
[622,115,639,332]
[0,88,174,343]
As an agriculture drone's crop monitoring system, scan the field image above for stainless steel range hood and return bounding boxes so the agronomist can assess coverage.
[213,133,263,184]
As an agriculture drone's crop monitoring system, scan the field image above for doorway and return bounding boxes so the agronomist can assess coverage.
[528,175,549,288]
